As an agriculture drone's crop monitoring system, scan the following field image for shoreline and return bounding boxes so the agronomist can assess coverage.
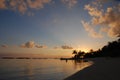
[64,57,120,80]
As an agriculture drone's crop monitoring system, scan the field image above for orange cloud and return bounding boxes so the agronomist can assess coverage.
[0,0,6,9]
[0,0,51,14]
[8,0,27,14]
[99,6,120,37]
[81,21,103,38]
[84,4,103,17]
[82,1,120,38]
[62,0,77,8]
[27,0,51,9]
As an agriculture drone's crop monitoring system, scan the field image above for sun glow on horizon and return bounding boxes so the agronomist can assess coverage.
[75,48,89,53]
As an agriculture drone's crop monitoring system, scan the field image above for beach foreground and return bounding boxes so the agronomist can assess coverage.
[64,58,120,80]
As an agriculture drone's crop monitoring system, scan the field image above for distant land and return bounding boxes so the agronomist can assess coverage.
[1,56,58,59]
[0,53,70,59]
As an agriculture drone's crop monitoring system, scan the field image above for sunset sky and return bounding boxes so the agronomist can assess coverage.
[0,0,120,58]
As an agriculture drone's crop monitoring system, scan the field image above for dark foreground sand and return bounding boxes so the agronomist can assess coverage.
[64,58,120,80]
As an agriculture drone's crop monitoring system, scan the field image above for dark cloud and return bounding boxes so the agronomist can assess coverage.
[61,45,73,49]
[1,44,8,48]
[35,44,47,48]
[54,46,59,49]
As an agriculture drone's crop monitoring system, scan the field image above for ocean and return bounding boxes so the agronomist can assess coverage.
[0,59,92,80]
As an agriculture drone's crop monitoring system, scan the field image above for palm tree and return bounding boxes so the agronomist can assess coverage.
[72,50,78,55]
[72,50,78,59]
[78,50,85,59]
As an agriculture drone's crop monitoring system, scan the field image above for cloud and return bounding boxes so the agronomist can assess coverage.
[20,41,47,48]
[1,44,8,48]
[54,46,61,49]
[96,0,120,3]
[35,44,47,48]
[27,0,51,9]
[0,0,6,9]
[0,0,51,14]
[82,1,120,38]
[84,4,103,17]
[101,6,120,37]
[20,41,35,48]
[54,46,73,49]
[61,45,73,49]
[9,0,27,14]
[62,0,77,8]
[81,21,103,38]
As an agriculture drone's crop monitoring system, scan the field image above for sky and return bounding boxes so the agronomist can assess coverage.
[0,0,120,58]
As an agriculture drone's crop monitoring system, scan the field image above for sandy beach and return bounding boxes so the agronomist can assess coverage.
[64,58,120,80]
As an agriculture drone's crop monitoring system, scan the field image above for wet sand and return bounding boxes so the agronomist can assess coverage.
[64,58,120,80]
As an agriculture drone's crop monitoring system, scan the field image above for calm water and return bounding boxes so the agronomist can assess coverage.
[0,59,92,80]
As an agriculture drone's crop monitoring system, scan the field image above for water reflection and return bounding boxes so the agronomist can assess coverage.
[62,59,92,71]
[23,61,34,80]
[66,59,68,63]
[0,59,93,80]
[74,59,93,71]
[74,59,84,64]
[74,60,84,70]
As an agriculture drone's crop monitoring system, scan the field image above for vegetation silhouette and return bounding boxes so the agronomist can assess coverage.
[72,38,120,59]
[72,50,85,59]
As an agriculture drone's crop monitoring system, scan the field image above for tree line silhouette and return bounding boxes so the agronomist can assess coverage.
[72,38,120,59]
